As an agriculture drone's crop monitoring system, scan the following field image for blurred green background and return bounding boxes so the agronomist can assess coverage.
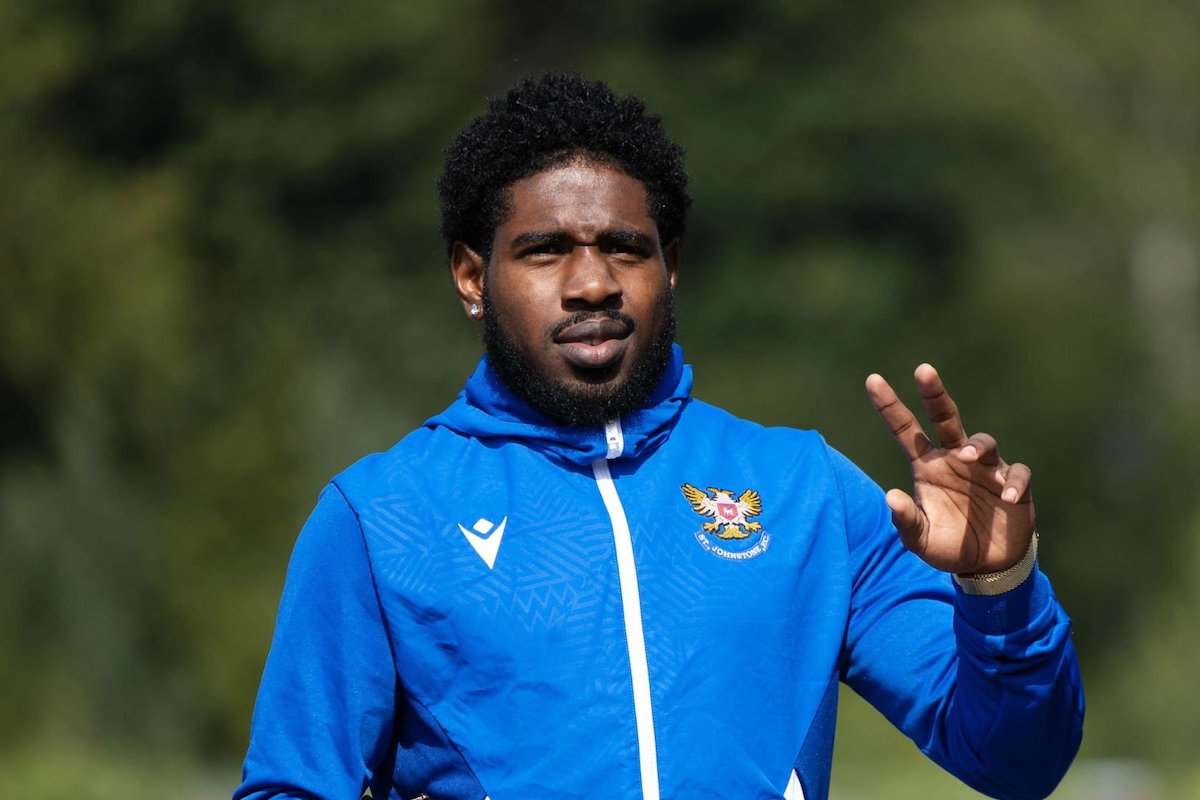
[1,0,1198,797]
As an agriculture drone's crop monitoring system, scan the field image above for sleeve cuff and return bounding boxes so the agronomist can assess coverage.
[953,562,1055,638]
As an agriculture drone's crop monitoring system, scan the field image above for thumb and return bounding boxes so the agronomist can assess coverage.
[885,488,927,554]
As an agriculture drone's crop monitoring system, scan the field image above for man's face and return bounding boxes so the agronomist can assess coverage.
[452,159,679,425]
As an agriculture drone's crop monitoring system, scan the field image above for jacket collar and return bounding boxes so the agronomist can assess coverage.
[424,344,692,467]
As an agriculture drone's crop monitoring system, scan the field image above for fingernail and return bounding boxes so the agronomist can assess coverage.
[959,446,977,459]
[1002,487,1017,502]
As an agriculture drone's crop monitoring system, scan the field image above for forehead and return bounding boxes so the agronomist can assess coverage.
[499,161,656,238]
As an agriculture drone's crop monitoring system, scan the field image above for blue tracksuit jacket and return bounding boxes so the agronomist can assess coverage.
[235,346,1083,800]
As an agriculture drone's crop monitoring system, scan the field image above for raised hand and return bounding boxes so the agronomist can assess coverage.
[865,364,1035,575]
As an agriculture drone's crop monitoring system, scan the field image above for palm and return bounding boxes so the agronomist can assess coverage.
[866,365,1035,575]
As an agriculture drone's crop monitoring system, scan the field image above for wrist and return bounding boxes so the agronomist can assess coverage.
[953,532,1038,596]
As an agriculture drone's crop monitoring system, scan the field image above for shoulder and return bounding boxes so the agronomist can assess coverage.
[675,397,889,508]
[676,397,832,464]
[665,398,871,516]
[329,424,467,512]
[670,399,894,553]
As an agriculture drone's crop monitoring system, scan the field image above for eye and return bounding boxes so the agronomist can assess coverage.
[519,243,562,260]
[601,233,654,261]
[608,243,650,261]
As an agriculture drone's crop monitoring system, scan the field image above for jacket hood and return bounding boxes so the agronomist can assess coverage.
[424,344,693,467]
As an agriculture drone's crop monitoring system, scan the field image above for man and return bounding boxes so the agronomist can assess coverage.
[235,74,1083,800]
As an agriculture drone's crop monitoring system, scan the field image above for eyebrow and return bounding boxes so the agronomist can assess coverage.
[510,230,655,249]
[601,230,655,250]
[511,231,570,249]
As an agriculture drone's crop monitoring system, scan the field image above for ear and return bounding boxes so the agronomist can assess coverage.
[450,242,487,316]
[662,238,681,292]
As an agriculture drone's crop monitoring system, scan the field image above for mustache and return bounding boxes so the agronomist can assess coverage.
[549,309,636,338]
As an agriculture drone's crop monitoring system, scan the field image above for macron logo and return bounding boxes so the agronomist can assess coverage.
[457,517,507,569]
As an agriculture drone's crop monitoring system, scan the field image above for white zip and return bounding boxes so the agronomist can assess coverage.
[593,417,659,800]
[784,770,805,800]
[604,417,625,460]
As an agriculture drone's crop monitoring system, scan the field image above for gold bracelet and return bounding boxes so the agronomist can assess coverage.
[953,532,1038,596]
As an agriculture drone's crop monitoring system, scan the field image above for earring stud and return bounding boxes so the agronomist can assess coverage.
[469,303,482,319]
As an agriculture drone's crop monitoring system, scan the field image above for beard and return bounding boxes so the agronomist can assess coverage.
[481,290,677,427]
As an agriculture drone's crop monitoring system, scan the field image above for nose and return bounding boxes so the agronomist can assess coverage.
[561,246,622,310]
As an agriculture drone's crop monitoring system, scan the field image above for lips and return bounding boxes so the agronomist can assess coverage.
[553,317,632,369]
[555,318,632,345]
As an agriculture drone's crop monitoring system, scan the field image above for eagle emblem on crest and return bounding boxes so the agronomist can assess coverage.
[681,484,763,540]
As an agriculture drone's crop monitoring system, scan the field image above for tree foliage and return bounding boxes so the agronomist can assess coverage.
[1,0,1197,793]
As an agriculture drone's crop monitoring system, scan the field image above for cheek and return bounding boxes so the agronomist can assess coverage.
[489,287,555,351]
[633,279,671,318]
[490,267,557,309]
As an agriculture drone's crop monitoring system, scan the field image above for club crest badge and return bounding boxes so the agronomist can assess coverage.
[681,483,771,560]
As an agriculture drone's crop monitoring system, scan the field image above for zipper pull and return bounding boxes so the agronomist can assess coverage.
[604,417,624,459]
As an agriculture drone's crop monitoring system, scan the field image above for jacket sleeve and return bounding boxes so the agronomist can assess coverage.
[234,483,398,800]
[830,446,1084,800]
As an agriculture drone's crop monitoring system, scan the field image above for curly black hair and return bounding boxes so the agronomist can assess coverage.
[437,73,691,260]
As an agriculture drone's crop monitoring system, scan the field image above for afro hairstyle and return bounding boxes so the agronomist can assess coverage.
[437,73,691,260]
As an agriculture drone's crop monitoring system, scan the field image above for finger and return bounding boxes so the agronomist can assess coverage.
[865,373,933,461]
[956,432,1000,466]
[913,363,968,450]
[1001,462,1033,504]
[884,488,928,552]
